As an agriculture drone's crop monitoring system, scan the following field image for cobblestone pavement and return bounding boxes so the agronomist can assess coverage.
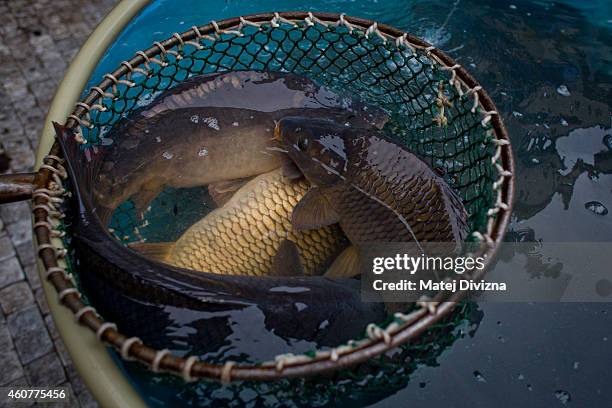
[0,0,118,406]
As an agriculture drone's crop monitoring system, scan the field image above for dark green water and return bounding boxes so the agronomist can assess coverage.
[86,0,612,406]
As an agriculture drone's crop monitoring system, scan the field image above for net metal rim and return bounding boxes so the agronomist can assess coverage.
[31,11,515,383]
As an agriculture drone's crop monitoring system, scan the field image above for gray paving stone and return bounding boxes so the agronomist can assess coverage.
[8,147,35,172]
[0,202,30,225]
[30,79,56,106]
[77,388,98,408]
[0,256,24,289]
[22,262,40,290]
[0,236,16,261]
[0,281,34,315]
[44,15,71,41]
[0,322,14,352]
[2,42,29,63]
[0,43,13,65]
[24,122,42,147]
[65,364,86,396]
[0,0,118,404]
[29,33,55,55]
[53,336,72,368]
[69,23,91,40]
[23,351,66,387]
[44,313,59,340]
[15,239,35,268]
[1,140,30,161]
[2,375,29,387]
[6,305,53,364]
[34,287,50,316]
[46,382,79,408]
[15,55,48,83]
[1,75,29,101]
[55,35,81,52]
[0,377,34,408]
[15,104,45,127]
[6,219,32,247]
[0,347,24,386]
[0,112,18,129]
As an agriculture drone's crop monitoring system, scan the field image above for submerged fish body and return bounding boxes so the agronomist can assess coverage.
[137,70,386,122]
[48,71,391,351]
[94,71,387,219]
[137,168,347,276]
[96,106,286,216]
[53,123,387,348]
[277,117,469,250]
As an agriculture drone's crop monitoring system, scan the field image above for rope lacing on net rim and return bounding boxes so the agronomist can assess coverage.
[33,12,514,382]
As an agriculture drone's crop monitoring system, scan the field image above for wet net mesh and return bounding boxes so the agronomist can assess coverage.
[74,20,497,244]
[48,13,510,384]
[117,301,481,407]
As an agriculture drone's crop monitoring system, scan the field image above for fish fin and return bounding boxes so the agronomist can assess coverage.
[270,239,305,276]
[53,122,85,202]
[128,242,174,263]
[131,185,163,218]
[94,205,115,227]
[53,122,105,223]
[281,161,303,180]
[54,122,126,232]
[291,187,339,230]
[324,245,361,278]
[208,177,252,207]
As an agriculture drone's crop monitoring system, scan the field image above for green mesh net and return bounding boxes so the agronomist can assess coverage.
[51,13,511,383]
[73,18,498,244]
[118,301,481,407]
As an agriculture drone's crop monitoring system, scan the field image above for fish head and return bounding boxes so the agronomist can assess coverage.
[276,117,349,187]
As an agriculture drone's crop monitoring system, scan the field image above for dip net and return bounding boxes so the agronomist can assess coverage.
[32,12,513,383]
[121,302,482,407]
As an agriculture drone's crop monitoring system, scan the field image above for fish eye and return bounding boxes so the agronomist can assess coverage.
[297,136,308,151]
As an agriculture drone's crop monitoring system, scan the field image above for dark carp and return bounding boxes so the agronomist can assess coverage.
[52,117,386,353]
[130,167,348,276]
[93,71,387,222]
[275,117,469,277]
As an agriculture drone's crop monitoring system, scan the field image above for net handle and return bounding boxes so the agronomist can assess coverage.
[32,11,514,382]
[0,172,37,203]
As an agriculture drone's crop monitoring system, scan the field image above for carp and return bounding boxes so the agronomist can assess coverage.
[130,168,347,276]
[93,71,387,222]
[275,117,469,277]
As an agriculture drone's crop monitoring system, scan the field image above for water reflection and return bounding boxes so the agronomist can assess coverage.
[117,302,483,407]
[85,0,612,406]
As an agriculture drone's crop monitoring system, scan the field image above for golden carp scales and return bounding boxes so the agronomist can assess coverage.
[131,168,347,276]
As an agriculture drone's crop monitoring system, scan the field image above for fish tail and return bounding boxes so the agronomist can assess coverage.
[95,205,115,228]
[53,122,111,226]
[324,245,361,278]
[440,182,469,241]
[53,122,90,205]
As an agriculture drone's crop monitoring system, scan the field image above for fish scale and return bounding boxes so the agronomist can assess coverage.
[334,137,466,244]
[53,95,390,351]
[278,119,468,250]
[91,71,387,224]
[169,168,346,276]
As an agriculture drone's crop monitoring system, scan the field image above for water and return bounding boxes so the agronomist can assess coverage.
[83,0,612,406]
